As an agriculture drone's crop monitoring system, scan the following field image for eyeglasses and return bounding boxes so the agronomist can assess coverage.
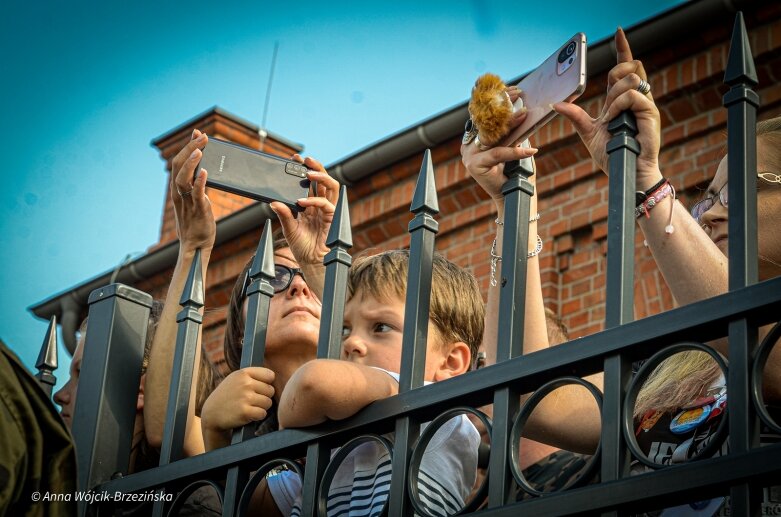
[690,172,781,224]
[690,183,728,224]
[240,264,306,299]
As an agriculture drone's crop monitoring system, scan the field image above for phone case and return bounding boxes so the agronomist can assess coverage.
[197,137,311,213]
[501,33,587,147]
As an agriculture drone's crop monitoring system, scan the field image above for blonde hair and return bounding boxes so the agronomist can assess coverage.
[634,350,722,418]
[347,250,485,364]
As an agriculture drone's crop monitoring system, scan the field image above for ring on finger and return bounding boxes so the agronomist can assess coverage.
[177,186,193,197]
[637,79,651,96]
[462,118,478,145]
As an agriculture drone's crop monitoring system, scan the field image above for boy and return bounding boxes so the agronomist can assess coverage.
[270,250,484,516]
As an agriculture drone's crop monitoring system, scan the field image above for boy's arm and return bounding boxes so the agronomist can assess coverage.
[278,359,398,428]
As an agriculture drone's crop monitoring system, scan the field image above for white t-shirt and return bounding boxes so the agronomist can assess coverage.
[267,369,480,516]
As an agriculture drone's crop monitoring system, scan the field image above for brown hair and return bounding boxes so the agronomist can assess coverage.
[223,228,289,373]
[346,249,485,365]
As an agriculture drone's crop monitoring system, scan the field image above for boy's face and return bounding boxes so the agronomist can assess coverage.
[342,289,450,381]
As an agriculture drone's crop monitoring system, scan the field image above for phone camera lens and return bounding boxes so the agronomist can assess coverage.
[558,41,577,63]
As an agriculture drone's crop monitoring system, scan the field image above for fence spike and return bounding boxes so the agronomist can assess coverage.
[325,184,353,249]
[724,11,758,86]
[35,315,58,396]
[178,248,204,309]
[410,148,439,214]
[250,219,276,281]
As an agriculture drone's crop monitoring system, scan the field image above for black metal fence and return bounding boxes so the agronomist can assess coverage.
[37,12,781,516]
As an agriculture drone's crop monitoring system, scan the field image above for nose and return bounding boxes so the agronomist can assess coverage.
[286,271,312,299]
[342,334,368,359]
[54,381,71,407]
[700,199,727,229]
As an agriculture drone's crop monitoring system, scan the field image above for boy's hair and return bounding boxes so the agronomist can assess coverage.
[347,249,484,363]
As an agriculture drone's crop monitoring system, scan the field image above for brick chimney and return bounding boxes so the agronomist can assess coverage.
[150,106,304,249]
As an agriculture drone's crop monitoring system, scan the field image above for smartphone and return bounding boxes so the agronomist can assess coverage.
[196,137,311,213]
[500,33,587,147]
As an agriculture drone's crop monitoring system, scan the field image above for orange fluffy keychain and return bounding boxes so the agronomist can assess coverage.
[468,73,514,147]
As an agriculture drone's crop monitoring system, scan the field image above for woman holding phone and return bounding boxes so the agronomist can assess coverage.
[143,129,341,456]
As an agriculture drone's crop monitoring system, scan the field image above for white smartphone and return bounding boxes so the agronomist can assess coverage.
[500,33,587,147]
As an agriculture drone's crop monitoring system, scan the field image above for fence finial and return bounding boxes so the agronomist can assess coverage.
[410,149,439,214]
[178,248,204,309]
[326,185,353,249]
[724,12,758,86]
[35,315,58,395]
[251,219,276,281]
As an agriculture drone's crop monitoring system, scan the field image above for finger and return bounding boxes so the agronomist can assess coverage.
[269,201,297,238]
[291,153,304,164]
[296,197,335,215]
[302,156,325,173]
[244,405,268,423]
[245,366,276,384]
[307,171,339,204]
[602,89,655,122]
[175,147,203,196]
[473,146,538,170]
[192,168,211,212]
[507,87,522,103]
[553,102,594,138]
[602,73,647,117]
[607,61,645,88]
[172,131,207,178]
[510,108,529,127]
[615,27,633,63]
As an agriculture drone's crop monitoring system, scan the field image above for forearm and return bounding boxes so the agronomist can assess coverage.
[144,246,210,453]
[484,192,547,365]
[278,361,398,428]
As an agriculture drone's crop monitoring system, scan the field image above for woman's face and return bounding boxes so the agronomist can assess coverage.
[242,247,321,361]
[699,140,781,280]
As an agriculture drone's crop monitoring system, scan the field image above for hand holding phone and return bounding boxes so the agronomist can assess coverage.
[196,137,311,213]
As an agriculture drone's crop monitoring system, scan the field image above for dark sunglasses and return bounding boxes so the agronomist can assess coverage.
[240,264,306,299]
[690,172,781,224]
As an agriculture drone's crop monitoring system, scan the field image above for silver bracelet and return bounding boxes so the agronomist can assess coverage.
[490,235,544,287]
[494,213,540,226]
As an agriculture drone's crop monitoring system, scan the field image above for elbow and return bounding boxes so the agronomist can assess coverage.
[278,363,331,428]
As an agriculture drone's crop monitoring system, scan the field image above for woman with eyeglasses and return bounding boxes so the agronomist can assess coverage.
[143,129,340,457]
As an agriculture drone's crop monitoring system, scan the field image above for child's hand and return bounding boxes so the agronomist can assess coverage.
[200,367,275,450]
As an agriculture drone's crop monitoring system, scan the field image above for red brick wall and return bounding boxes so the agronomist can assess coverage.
[139,7,781,369]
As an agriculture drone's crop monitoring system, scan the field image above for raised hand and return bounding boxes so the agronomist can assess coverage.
[553,28,662,189]
[170,129,216,252]
[269,155,339,267]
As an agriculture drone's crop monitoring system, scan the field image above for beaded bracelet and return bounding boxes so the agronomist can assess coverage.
[634,179,677,244]
[490,235,543,287]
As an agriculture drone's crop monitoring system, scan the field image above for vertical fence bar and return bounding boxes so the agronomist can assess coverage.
[222,221,276,517]
[601,112,639,489]
[300,185,353,517]
[152,249,204,517]
[387,149,439,516]
[35,315,58,397]
[488,157,534,507]
[73,284,152,515]
[723,11,761,516]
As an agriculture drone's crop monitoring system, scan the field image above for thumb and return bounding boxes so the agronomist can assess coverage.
[553,102,593,138]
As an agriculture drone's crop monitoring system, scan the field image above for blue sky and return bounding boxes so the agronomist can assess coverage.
[0,1,683,397]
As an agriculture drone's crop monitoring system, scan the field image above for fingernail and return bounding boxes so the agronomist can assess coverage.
[191,129,198,139]
[516,106,528,114]
[297,198,308,203]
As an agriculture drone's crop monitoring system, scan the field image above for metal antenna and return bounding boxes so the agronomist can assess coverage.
[259,41,279,151]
